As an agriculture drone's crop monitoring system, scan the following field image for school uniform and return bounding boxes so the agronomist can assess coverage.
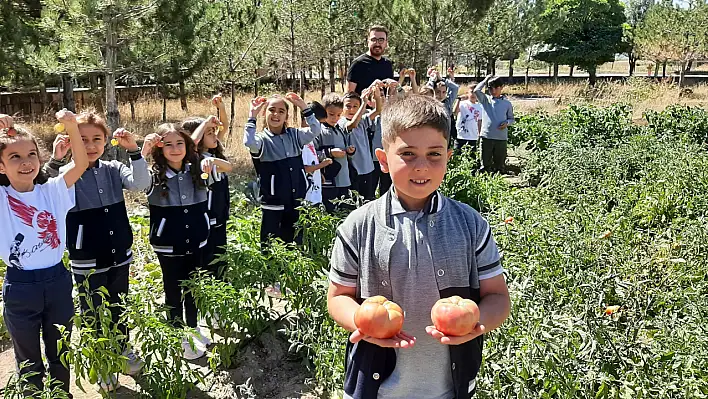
[147,166,210,328]
[1,176,76,394]
[342,113,377,201]
[201,152,229,278]
[54,151,150,352]
[243,109,322,245]
[314,122,352,212]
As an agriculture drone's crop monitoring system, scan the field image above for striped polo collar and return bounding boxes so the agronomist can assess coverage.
[387,187,443,217]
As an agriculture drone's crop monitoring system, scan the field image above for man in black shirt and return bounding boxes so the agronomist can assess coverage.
[346,25,394,95]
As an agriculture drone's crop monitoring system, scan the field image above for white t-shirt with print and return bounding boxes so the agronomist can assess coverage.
[456,100,484,140]
[0,176,76,270]
[302,143,322,204]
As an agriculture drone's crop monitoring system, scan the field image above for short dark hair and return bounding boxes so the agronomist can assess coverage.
[381,95,450,147]
[488,77,504,89]
[309,101,327,121]
[343,92,362,104]
[322,92,344,109]
[368,24,388,38]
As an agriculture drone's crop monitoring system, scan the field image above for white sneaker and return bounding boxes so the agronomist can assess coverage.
[181,336,206,360]
[194,328,212,347]
[122,349,144,376]
[98,373,120,392]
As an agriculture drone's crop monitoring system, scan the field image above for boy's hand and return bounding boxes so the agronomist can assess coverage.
[361,87,372,101]
[321,158,333,167]
[0,114,13,129]
[498,122,508,130]
[386,80,399,90]
[458,94,469,101]
[427,67,436,78]
[408,69,416,78]
[346,145,356,154]
[112,128,140,152]
[249,97,267,118]
[425,323,486,345]
[286,92,307,109]
[52,135,70,159]
[349,329,417,349]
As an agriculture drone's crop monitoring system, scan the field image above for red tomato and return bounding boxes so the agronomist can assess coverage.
[431,296,480,336]
[354,296,404,339]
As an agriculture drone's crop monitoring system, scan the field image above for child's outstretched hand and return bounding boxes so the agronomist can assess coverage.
[112,128,140,152]
[346,145,356,154]
[408,68,417,79]
[249,96,267,118]
[52,135,70,160]
[0,114,13,129]
[330,148,346,158]
[285,92,307,109]
[141,133,162,157]
[320,158,333,167]
[204,115,222,129]
[55,109,77,125]
[425,323,486,345]
[211,94,224,108]
[349,329,417,349]
[201,157,216,174]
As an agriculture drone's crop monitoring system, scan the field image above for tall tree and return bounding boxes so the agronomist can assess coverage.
[635,2,708,86]
[536,0,627,85]
[623,0,653,76]
[376,0,495,68]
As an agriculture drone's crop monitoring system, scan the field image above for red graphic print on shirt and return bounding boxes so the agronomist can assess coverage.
[8,195,60,249]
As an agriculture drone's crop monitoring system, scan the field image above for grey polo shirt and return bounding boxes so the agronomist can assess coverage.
[330,190,503,398]
[343,114,376,175]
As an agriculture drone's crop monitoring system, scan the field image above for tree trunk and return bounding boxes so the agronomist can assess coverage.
[104,7,125,163]
[678,60,687,87]
[161,84,168,122]
[508,58,514,78]
[486,57,496,75]
[178,76,188,111]
[39,82,47,115]
[653,62,659,78]
[569,65,575,77]
[662,61,667,78]
[299,69,306,98]
[628,55,636,76]
[89,73,104,112]
[329,57,335,93]
[230,80,236,137]
[553,62,559,80]
[525,65,530,92]
[588,66,597,86]
[128,78,136,121]
[61,73,75,112]
[686,60,693,72]
[548,64,552,77]
[319,58,326,98]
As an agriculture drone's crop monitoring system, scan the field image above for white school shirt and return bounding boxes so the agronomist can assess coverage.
[456,100,483,140]
[302,143,322,204]
[0,176,76,270]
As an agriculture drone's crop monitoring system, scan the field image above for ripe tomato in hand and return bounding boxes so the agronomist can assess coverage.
[431,296,480,336]
[354,296,404,339]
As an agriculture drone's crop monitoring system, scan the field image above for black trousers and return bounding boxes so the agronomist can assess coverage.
[454,139,477,153]
[372,163,392,197]
[201,223,227,278]
[3,262,74,395]
[260,206,301,245]
[157,253,200,328]
[74,264,130,352]
[353,171,376,201]
[322,186,350,213]
[480,138,507,173]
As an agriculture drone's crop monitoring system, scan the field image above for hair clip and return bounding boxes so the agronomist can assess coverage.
[5,127,17,137]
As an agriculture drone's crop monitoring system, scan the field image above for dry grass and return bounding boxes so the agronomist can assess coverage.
[13,82,708,178]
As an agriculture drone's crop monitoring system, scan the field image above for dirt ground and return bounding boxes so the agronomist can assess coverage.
[0,300,324,399]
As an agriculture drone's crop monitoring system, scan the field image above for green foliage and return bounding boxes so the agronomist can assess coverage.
[644,104,708,145]
[635,3,708,66]
[58,279,128,393]
[2,362,71,399]
[537,0,627,83]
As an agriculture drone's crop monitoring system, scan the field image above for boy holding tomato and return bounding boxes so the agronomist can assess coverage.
[327,95,511,399]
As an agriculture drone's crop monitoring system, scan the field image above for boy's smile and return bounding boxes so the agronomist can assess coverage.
[376,126,452,211]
